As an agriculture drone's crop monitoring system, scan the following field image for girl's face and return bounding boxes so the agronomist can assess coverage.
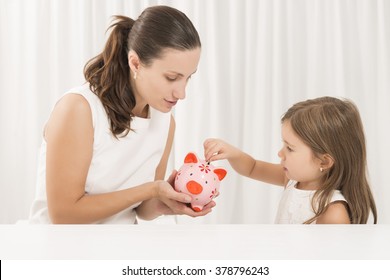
[131,47,201,116]
[278,120,323,190]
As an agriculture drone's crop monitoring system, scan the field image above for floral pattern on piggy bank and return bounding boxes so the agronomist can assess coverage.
[174,152,227,212]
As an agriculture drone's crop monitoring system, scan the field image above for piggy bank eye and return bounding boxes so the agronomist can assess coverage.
[205,181,208,184]
[190,173,193,176]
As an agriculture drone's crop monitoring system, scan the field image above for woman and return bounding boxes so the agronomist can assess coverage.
[29,5,212,224]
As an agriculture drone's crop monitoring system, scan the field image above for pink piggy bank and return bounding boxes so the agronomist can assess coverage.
[174,152,227,212]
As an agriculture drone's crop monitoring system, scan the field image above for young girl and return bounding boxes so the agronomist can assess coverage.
[204,96,377,224]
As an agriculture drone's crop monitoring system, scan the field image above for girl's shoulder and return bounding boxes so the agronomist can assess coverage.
[330,190,347,203]
[316,200,350,224]
[316,190,349,224]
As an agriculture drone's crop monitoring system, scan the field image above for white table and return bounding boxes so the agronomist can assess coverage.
[0,224,389,259]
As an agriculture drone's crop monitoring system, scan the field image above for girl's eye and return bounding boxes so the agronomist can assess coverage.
[287,146,293,152]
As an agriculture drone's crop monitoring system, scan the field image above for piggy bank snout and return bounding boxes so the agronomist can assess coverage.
[186,180,203,195]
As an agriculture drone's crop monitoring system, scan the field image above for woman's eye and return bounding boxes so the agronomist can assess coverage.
[287,146,293,152]
[166,76,177,81]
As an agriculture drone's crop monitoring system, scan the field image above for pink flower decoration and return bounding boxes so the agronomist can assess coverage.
[199,164,211,173]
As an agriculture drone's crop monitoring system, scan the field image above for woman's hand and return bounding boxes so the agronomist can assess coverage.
[136,170,216,220]
[154,170,215,217]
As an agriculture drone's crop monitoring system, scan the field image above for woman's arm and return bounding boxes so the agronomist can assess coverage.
[154,115,176,181]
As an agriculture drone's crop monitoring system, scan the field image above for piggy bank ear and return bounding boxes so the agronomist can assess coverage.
[214,168,227,181]
[184,152,198,163]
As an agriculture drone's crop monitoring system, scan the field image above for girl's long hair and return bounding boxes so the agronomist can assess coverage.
[84,6,201,137]
[282,97,377,224]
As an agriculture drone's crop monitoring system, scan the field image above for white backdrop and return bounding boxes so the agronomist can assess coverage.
[0,0,389,224]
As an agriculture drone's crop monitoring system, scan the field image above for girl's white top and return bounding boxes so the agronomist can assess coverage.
[29,84,171,224]
[275,180,347,224]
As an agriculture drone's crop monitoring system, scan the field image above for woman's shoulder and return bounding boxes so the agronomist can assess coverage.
[58,84,103,127]
[44,91,94,143]
[65,84,99,104]
[47,84,96,130]
[54,91,92,119]
[49,93,92,126]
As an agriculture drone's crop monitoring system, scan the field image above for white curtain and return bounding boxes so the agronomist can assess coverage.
[1,0,389,224]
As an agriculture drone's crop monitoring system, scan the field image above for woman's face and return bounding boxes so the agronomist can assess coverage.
[130,47,201,115]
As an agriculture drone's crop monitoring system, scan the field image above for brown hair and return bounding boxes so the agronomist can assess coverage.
[282,97,377,224]
[84,6,201,137]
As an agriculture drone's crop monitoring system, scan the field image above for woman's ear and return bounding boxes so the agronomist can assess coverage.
[128,50,140,74]
[320,154,334,171]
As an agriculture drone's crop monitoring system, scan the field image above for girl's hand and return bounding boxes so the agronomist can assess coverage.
[203,138,240,163]
[155,170,215,217]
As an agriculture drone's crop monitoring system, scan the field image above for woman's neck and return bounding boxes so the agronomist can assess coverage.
[132,104,149,118]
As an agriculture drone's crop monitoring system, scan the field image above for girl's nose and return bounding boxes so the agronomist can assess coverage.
[278,149,284,159]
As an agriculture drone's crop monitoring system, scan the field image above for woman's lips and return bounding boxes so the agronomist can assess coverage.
[165,99,178,107]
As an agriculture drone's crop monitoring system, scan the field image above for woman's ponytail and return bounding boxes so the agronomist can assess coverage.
[84,16,135,137]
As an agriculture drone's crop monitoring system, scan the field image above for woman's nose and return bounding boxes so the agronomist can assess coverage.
[173,87,186,100]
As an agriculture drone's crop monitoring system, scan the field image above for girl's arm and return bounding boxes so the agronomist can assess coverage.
[45,95,193,224]
[204,138,286,187]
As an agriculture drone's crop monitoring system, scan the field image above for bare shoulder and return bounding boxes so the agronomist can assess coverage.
[45,93,92,140]
[53,93,91,116]
[316,201,351,224]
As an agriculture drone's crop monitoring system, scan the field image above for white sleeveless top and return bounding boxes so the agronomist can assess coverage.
[274,180,347,224]
[29,84,171,224]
